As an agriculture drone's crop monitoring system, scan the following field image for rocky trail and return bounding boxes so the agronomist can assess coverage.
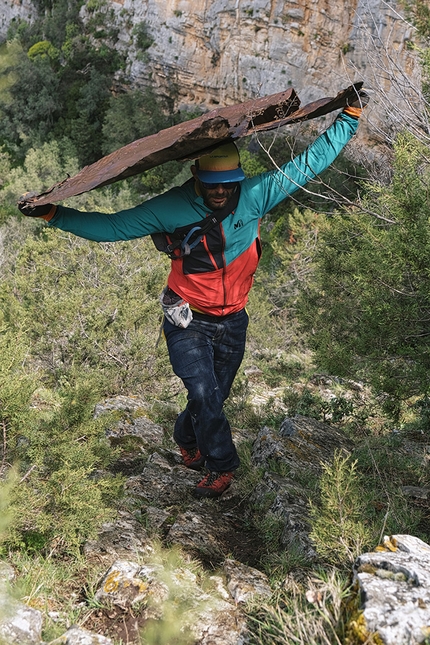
[2,395,430,645]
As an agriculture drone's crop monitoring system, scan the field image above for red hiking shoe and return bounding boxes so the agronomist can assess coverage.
[193,471,234,498]
[179,446,205,471]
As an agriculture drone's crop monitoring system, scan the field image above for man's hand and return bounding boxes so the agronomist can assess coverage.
[18,193,56,218]
[348,89,370,109]
[343,89,370,119]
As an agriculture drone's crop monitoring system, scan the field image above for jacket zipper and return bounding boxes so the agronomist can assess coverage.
[221,222,227,314]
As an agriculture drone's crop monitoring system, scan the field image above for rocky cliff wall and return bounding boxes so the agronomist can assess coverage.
[0,0,424,138]
[104,0,422,136]
[0,0,35,40]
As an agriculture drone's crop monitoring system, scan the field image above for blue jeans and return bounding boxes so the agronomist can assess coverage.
[163,308,249,472]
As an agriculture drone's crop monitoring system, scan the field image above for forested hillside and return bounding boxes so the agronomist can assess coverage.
[0,1,430,644]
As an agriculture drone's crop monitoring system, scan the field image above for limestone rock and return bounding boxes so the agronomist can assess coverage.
[47,626,114,644]
[166,509,234,563]
[94,559,168,610]
[94,397,165,451]
[0,0,35,39]
[243,365,263,378]
[209,575,231,601]
[127,457,201,507]
[0,597,43,645]
[250,417,353,560]
[106,415,165,448]
[144,505,171,530]
[401,486,430,500]
[83,509,151,564]
[353,534,430,645]
[194,605,248,645]
[252,416,353,472]
[248,471,317,559]
[93,556,248,645]
[104,0,421,137]
[223,559,272,603]
[93,395,148,418]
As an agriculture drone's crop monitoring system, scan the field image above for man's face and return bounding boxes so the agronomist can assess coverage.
[199,181,238,210]
[191,166,238,210]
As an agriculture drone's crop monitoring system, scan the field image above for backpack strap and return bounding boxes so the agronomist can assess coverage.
[151,185,241,259]
[151,231,172,254]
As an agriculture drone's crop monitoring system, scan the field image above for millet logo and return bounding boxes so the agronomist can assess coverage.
[234,219,244,230]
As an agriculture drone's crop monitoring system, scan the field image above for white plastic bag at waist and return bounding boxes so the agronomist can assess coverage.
[160,286,193,328]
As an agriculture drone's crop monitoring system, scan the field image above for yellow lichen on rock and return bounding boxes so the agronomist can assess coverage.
[136,579,149,594]
[357,563,377,575]
[374,536,398,553]
[103,570,120,593]
[346,612,384,645]
[420,625,430,638]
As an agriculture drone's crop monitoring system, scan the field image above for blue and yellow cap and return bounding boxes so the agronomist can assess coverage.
[196,143,245,183]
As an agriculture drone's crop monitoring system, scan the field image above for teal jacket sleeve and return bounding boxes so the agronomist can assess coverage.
[47,111,359,241]
[244,112,359,216]
[47,181,205,242]
[47,202,168,243]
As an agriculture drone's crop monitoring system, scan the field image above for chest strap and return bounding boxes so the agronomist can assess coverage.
[151,185,241,259]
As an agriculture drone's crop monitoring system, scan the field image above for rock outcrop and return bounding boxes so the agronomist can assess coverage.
[353,534,430,645]
[0,0,35,39]
[0,1,424,138]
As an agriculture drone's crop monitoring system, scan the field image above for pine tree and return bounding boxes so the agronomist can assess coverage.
[298,132,430,419]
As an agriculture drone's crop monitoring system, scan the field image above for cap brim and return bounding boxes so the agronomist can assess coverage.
[197,168,245,183]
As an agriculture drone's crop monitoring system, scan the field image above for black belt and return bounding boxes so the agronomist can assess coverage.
[191,309,244,323]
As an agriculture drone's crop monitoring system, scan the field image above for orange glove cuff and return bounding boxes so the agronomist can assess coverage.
[343,106,363,119]
[41,205,57,221]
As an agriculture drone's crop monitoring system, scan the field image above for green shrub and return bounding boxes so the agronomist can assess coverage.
[0,327,123,555]
[298,132,430,420]
[309,451,372,565]
[101,88,180,157]
[0,1,126,166]
[0,226,169,392]
[133,21,154,51]
[27,40,59,61]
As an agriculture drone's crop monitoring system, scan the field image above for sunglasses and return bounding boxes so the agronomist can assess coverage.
[200,181,238,190]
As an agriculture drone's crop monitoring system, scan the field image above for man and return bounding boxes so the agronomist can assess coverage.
[19,91,368,499]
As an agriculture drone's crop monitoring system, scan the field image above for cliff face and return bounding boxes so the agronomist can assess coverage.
[106,0,420,121]
[0,0,35,39]
[0,0,422,134]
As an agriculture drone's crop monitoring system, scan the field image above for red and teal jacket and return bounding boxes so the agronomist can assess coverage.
[46,112,359,316]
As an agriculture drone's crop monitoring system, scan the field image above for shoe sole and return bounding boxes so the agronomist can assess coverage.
[192,484,231,498]
[186,460,205,471]
[178,445,205,471]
